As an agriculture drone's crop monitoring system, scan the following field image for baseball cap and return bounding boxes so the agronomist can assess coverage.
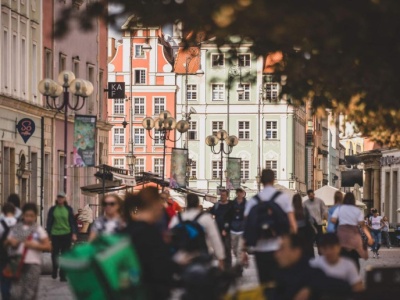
[57,192,66,198]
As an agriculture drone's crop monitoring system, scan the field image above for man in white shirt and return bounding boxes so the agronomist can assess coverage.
[303,189,328,251]
[310,233,364,292]
[243,169,297,284]
[169,193,225,270]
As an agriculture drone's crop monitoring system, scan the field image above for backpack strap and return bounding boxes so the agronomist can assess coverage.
[177,212,183,223]
[0,219,10,243]
[254,194,261,204]
[193,211,204,222]
[269,191,282,203]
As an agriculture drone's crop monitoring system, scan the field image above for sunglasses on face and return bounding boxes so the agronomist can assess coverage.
[102,202,117,207]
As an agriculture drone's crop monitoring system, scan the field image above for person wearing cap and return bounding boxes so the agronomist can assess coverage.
[230,187,247,273]
[46,192,77,281]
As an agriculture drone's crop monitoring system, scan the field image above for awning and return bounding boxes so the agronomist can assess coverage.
[80,180,133,197]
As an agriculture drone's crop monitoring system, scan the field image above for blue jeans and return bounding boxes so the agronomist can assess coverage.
[0,267,12,300]
[371,229,382,253]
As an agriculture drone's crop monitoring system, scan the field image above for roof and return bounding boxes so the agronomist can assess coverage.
[302,185,366,208]
[174,47,201,74]
[264,51,283,73]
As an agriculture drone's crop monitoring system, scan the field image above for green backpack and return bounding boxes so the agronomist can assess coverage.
[59,234,145,300]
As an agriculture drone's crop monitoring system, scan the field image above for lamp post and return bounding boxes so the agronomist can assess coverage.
[126,153,136,176]
[142,111,189,190]
[184,51,204,148]
[205,130,239,189]
[227,66,244,137]
[38,71,93,194]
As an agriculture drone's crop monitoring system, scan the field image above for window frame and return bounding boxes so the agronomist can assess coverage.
[134,128,145,145]
[265,160,278,179]
[212,160,222,179]
[134,69,146,84]
[238,83,250,101]
[113,158,125,169]
[240,160,250,180]
[238,121,251,140]
[187,84,198,101]
[211,53,225,67]
[188,121,197,140]
[113,128,125,145]
[134,44,145,58]
[265,82,280,101]
[134,97,145,115]
[153,129,163,145]
[113,99,125,115]
[265,121,278,139]
[212,121,224,136]
[190,160,197,179]
[154,158,164,176]
[238,54,251,67]
[153,97,166,115]
[135,158,145,174]
[211,83,225,101]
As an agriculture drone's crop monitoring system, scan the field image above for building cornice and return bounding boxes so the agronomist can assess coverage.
[0,97,55,118]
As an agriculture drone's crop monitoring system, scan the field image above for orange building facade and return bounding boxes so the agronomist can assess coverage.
[108,24,177,179]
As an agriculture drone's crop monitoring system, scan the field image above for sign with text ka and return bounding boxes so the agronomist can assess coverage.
[108,82,125,99]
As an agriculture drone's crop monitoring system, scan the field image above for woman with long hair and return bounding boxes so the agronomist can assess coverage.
[331,192,373,271]
[292,193,315,259]
[89,194,124,241]
[122,187,175,300]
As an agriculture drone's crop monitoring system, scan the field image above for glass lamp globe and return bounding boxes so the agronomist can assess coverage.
[38,79,63,97]
[142,117,155,130]
[217,130,228,140]
[57,71,76,87]
[159,110,172,120]
[154,118,165,131]
[176,120,189,133]
[164,117,177,130]
[205,135,219,147]
[226,135,239,147]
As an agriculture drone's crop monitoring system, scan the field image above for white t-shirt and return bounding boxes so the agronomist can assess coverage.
[332,205,364,226]
[370,216,383,230]
[244,186,293,252]
[310,256,361,286]
[0,216,17,238]
[9,225,48,265]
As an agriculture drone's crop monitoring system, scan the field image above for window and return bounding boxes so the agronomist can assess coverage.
[58,155,65,193]
[114,128,125,145]
[211,54,224,67]
[212,121,224,136]
[266,121,278,139]
[187,84,197,100]
[265,83,279,101]
[114,99,125,115]
[265,160,278,178]
[154,97,165,115]
[212,84,225,101]
[241,160,250,180]
[212,161,222,179]
[134,45,144,58]
[238,54,251,67]
[44,49,53,78]
[154,158,164,176]
[134,128,145,145]
[238,83,250,101]
[87,65,95,113]
[134,69,146,84]
[31,43,37,98]
[21,38,26,94]
[3,30,9,89]
[188,121,197,140]
[12,34,17,92]
[134,97,145,115]
[318,158,323,170]
[153,130,163,145]
[136,158,145,174]
[73,59,79,77]
[59,53,66,73]
[238,121,250,139]
[113,158,125,169]
[99,70,104,120]
[190,160,197,179]
[317,181,323,189]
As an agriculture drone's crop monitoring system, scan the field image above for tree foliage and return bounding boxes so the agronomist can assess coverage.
[56,0,400,145]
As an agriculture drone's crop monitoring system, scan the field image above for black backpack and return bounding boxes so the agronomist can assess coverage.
[0,219,11,266]
[243,191,290,247]
[170,212,208,254]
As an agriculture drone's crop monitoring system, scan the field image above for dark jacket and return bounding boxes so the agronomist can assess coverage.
[230,198,247,233]
[210,201,234,232]
[46,204,77,235]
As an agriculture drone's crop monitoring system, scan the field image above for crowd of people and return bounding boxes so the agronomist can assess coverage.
[0,168,396,300]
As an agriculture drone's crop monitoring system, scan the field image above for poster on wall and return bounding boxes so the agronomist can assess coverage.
[169,148,188,188]
[73,115,97,167]
[226,157,241,190]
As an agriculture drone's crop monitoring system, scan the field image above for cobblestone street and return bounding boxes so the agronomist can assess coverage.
[31,247,400,300]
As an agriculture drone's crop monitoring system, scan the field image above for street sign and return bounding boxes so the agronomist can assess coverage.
[107,82,125,99]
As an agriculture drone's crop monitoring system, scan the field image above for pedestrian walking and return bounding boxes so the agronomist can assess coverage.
[5,203,51,300]
[0,203,18,300]
[310,233,364,293]
[46,192,77,281]
[88,194,124,241]
[0,194,22,220]
[169,193,225,269]
[243,169,297,285]
[381,216,392,248]
[327,191,343,233]
[331,192,370,271]
[210,189,234,269]
[230,187,247,272]
[122,187,176,300]
[368,209,384,258]
[303,189,327,252]
[292,193,316,259]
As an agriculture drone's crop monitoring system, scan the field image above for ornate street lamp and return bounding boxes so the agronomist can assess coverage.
[142,111,189,189]
[205,130,239,189]
[126,153,136,176]
[38,71,93,193]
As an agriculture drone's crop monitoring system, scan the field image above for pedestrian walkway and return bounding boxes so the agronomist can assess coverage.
[32,247,400,300]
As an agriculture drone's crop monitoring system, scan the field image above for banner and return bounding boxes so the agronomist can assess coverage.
[16,118,36,143]
[226,157,241,190]
[169,148,188,188]
[73,115,97,167]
